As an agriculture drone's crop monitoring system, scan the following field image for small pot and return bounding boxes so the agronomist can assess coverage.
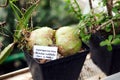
[23,45,89,80]
[90,33,120,75]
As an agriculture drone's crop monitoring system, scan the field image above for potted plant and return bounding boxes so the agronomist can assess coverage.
[69,0,120,75]
[0,0,89,80]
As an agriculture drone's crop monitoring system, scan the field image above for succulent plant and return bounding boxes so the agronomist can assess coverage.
[55,26,82,56]
[28,27,55,49]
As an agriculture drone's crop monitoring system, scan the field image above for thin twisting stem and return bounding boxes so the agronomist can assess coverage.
[0,0,9,7]
[89,0,97,32]
[96,19,112,31]
[111,20,116,38]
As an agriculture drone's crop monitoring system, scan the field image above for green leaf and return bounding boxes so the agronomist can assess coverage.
[116,34,120,38]
[112,1,120,14]
[102,0,107,6]
[108,35,113,41]
[9,1,23,21]
[104,24,111,32]
[100,40,109,46]
[107,45,112,51]
[112,7,118,13]
[22,4,38,27]
[112,38,120,45]
[0,43,15,64]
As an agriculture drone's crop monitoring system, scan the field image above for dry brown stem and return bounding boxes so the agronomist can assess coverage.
[111,20,115,38]
[106,0,113,17]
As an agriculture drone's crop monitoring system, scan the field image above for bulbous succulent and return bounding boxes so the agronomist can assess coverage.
[55,26,82,56]
[28,27,55,49]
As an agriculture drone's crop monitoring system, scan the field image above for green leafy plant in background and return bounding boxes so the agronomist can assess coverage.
[68,0,120,51]
[0,0,41,64]
[32,0,79,27]
[64,0,82,20]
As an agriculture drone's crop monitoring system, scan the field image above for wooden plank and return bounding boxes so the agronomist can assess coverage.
[4,72,32,80]
[0,67,30,80]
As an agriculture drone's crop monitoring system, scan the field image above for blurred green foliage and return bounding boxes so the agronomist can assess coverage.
[32,0,79,28]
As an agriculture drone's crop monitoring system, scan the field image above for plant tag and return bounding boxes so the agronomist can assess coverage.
[33,45,58,60]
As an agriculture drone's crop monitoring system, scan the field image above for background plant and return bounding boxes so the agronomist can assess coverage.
[69,0,120,51]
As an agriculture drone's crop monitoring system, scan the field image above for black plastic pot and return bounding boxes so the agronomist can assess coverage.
[90,33,120,75]
[23,45,89,80]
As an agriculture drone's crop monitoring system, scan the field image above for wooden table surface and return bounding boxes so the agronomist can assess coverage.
[0,54,108,80]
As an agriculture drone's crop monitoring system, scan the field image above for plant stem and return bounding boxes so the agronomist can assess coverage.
[35,0,41,4]
[96,17,120,31]
[71,0,82,19]
[89,0,97,32]
[30,16,33,28]
[0,21,6,27]
[106,0,113,17]
[89,0,93,9]
[96,19,112,31]
[111,20,116,38]
[0,0,9,7]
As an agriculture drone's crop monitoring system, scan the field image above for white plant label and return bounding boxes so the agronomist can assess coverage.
[33,45,58,60]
